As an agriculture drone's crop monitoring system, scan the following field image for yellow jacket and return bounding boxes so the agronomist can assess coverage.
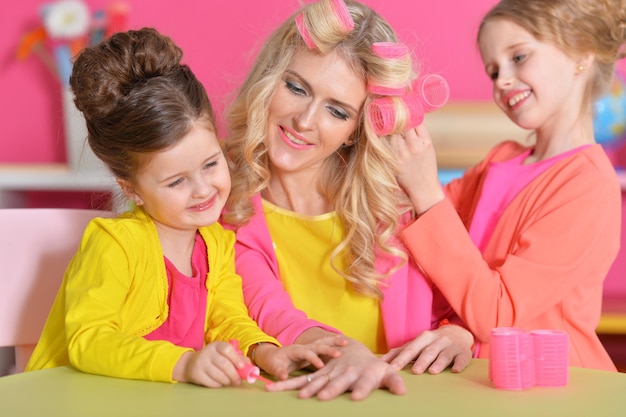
[26,207,277,381]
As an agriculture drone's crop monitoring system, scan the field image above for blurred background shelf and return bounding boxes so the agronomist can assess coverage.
[0,163,117,209]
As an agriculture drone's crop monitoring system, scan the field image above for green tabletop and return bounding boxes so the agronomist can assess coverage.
[1,359,624,417]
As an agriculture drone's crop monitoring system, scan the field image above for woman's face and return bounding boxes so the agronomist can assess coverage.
[266,48,367,179]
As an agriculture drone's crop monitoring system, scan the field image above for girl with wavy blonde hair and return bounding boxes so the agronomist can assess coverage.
[395,0,626,371]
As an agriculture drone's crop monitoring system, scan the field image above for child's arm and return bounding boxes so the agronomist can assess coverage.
[172,341,248,387]
[63,219,190,382]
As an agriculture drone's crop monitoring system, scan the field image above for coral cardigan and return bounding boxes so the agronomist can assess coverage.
[26,207,277,381]
[226,195,460,349]
[402,141,620,371]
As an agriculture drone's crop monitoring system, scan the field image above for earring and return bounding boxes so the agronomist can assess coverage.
[577,65,584,72]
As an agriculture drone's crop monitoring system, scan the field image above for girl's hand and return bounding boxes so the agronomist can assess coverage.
[266,338,406,401]
[255,335,347,380]
[380,325,474,375]
[390,124,445,215]
[172,341,247,387]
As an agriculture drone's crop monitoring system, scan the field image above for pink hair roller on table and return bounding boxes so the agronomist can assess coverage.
[531,329,569,387]
[489,327,535,390]
[367,74,450,136]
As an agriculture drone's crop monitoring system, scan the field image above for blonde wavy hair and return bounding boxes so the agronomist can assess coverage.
[223,0,420,298]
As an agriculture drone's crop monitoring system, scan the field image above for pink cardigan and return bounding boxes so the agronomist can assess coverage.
[402,141,620,371]
[225,195,461,349]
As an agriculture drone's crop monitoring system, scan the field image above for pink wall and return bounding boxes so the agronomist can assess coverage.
[1,0,497,164]
[2,0,626,354]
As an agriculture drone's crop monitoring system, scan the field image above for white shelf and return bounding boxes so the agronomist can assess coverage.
[0,163,119,209]
[0,164,116,191]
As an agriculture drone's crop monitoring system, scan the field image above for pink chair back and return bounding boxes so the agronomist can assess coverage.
[0,208,113,373]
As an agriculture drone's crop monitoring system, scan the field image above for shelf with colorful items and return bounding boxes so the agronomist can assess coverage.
[17,0,130,175]
[595,72,626,189]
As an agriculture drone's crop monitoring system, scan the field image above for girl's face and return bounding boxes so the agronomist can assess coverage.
[266,48,367,179]
[125,122,231,236]
[478,18,583,132]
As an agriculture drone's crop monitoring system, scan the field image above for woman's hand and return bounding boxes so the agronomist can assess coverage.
[390,124,445,215]
[255,335,347,380]
[172,341,247,387]
[381,325,474,374]
[265,338,406,401]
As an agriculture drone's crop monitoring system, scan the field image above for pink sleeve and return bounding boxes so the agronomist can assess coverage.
[225,196,340,345]
[234,240,339,345]
[402,163,620,343]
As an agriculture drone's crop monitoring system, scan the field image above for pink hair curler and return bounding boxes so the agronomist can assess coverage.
[295,13,316,49]
[329,0,354,31]
[489,327,535,390]
[367,74,450,136]
[418,74,450,111]
[531,330,569,387]
[296,0,354,50]
[368,85,407,96]
[368,42,411,96]
[367,96,420,136]
[371,42,409,59]
[229,340,273,386]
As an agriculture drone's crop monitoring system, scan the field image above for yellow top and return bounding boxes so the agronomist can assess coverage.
[26,207,277,381]
[263,200,386,353]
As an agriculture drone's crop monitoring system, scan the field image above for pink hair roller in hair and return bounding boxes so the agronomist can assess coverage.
[368,42,411,96]
[296,13,316,49]
[368,85,406,96]
[371,42,409,59]
[228,340,273,385]
[329,0,354,31]
[296,0,354,50]
[367,74,450,136]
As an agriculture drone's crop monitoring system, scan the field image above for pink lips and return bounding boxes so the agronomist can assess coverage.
[279,126,312,150]
[503,89,531,111]
[189,194,216,212]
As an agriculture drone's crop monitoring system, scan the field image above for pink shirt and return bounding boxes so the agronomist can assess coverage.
[144,233,208,350]
[223,194,464,350]
[402,141,619,370]
[470,146,589,251]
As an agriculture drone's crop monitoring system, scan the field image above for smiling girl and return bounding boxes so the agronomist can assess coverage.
[26,27,340,386]
[393,0,626,371]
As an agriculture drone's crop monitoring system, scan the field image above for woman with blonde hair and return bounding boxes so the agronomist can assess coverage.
[222,0,474,401]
